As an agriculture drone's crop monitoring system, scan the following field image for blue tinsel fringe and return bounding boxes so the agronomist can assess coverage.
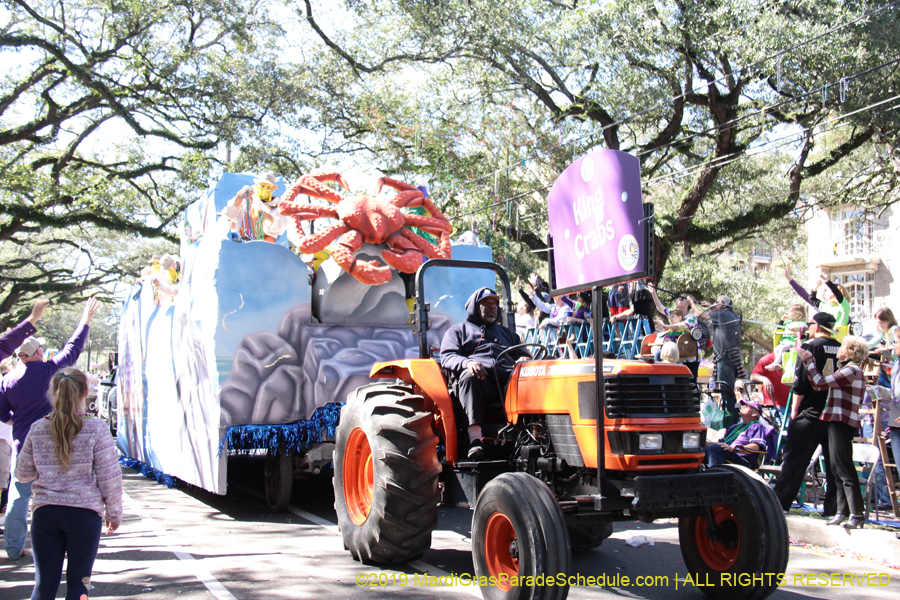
[119,457,181,488]
[221,401,343,456]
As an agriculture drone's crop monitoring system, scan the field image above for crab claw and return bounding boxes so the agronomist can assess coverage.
[315,172,351,193]
[382,233,424,274]
[331,230,393,285]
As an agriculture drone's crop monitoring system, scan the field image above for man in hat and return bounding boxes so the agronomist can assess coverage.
[0,297,99,560]
[774,310,840,515]
[222,173,285,242]
[0,299,50,363]
[441,288,530,460]
[704,397,771,469]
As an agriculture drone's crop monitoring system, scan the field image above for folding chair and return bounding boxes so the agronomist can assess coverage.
[853,442,883,521]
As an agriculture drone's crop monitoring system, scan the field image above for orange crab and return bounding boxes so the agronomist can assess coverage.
[280,173,453,285]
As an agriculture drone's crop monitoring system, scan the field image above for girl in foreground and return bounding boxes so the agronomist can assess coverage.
[16,367,122,600]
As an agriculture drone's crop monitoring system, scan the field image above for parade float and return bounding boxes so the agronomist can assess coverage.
[116,171,492,505]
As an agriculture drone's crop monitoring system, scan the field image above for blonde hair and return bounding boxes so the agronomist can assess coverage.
[786,303,806,321]
[840,335,869,367]
[48,368,88,471]
[660,341,681,363]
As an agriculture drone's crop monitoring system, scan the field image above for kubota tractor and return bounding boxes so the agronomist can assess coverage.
[333,260,788,600]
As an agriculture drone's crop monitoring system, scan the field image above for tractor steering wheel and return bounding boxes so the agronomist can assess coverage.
[496,343,550,369]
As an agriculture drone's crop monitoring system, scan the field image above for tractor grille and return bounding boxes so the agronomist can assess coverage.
[604,374,699,418]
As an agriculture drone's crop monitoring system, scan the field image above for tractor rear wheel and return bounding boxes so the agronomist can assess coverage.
[678,465,789,600]
[472,472,571,600]
[333,383,441,564]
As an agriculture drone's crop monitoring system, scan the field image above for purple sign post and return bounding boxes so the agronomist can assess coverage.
[546,150,649,295]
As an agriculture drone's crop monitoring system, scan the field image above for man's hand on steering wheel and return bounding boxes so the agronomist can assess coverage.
[496,343,550,369]
[466,360,488,380]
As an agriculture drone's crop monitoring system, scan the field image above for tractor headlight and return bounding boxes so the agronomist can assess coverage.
[639,433,663,451]
[682,432,701,450]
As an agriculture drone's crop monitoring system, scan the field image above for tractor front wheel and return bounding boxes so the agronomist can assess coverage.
[472,472,571,600]
[678,465,789,600]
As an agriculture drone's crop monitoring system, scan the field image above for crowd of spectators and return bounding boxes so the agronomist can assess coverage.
[511,266,900,528]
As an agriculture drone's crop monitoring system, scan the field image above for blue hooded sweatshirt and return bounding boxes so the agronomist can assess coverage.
[440,287,529,373]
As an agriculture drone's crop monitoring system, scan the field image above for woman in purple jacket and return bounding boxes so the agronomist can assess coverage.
[15,368,123,600]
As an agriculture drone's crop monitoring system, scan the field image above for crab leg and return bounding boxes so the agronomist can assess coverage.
[295,223,350,254]
[378,177,451,225]
[279,203,339,220]
[282,172,351,205]
[404,213,453,233]
[400,227,452,260]
[386,190,425,209]
[331,230,393,286]
[382,232,425,274]
[377,176,417,194]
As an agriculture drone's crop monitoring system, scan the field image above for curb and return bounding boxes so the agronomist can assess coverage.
[787,515,900,565]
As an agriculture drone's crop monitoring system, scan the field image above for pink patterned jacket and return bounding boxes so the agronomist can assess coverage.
[15,417,123,523]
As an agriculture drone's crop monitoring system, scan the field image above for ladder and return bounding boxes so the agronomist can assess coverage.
[616,317,651,360]
[871,395,899,517]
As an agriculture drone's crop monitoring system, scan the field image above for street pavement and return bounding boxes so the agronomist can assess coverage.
[1,459,899,600]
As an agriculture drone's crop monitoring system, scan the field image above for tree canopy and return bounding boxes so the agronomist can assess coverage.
[0,0,299,326]
[294,0,900,279]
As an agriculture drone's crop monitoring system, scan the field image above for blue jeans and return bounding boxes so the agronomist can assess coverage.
[705,444,753,469]
[5,478,33,559]
[31,504,102,600]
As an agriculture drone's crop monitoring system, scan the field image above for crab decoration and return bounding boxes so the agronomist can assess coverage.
[279,173,453,285]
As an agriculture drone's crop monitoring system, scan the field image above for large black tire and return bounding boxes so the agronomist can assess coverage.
[333,383,441,564]
[472,473,571,600]
[679,465,789,600]
[565,514,614,552]
[264,446,293,512]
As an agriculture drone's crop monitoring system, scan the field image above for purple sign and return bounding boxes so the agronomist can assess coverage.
[547,150,646,294]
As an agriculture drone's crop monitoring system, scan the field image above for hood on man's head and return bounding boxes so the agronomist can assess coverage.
[465,287,501,324]
[16,336,46,357]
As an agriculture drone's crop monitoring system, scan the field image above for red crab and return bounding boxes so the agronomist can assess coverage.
[279,173,453,285]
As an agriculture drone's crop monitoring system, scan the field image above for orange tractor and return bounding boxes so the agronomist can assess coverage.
[333,260,788,600]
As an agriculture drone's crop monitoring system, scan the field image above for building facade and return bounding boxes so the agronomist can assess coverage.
[806,206,894,326]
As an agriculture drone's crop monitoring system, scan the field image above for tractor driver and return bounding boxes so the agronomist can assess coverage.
[440,287,531,460]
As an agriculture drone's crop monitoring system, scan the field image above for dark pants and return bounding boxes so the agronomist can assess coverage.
[774,415,837,515]
[456,368,511,427]
[828,421,865,517]
[705,444,752,469]
[31,505,102,600]
[684,359,700,399]
[717,357,739,429]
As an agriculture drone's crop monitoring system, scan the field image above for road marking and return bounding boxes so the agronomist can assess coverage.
[231,482,481,597]
[124,492,238,600]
